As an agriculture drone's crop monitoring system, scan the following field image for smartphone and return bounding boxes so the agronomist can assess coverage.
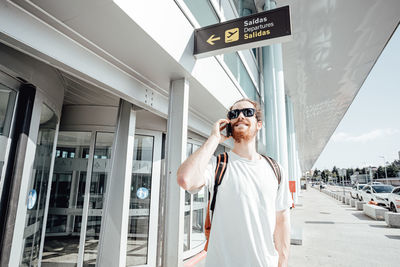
[226,123,232,137]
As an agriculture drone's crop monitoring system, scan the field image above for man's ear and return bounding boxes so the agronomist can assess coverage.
[257,121,262,130]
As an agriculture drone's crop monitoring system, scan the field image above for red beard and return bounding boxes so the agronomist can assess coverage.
[232,120,256,143]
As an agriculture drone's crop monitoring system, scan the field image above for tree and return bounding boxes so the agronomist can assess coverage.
[313,169,320,177]
[321,170,326,182]
[321,169,331,183]
[346,168,354,180]
[332,166,339,177]
[387,163,400,177]
[376,166,385,179]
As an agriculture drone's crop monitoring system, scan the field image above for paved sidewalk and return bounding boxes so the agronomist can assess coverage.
[289,187,400,267]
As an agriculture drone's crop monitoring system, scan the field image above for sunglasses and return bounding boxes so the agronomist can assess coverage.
[227,108,256,120]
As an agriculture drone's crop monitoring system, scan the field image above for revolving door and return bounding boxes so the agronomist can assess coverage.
[42,129,161,267]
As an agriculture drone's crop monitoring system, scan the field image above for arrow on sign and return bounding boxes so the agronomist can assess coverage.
[207,34,221,45]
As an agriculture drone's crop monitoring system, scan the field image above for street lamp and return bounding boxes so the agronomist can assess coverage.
[379,156,388,184]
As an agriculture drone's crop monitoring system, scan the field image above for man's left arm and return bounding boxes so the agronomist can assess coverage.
[274,208,290,267]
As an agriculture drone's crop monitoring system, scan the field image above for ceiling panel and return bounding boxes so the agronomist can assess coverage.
[60,71,120,106]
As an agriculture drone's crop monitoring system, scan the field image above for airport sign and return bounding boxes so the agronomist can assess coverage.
[194,6,291,58]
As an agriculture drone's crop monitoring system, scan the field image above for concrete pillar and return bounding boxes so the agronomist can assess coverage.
[271,3,289,175]
[286,95,298,203]
[262,0,289,174]
[295,149,302,196]
[97,99,136,267]
[163,79,189,267]
[262,0,279,160]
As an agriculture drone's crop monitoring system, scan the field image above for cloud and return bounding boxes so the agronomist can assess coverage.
[332,128,400,143]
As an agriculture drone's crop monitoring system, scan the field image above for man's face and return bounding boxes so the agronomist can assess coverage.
[229,101,262,143]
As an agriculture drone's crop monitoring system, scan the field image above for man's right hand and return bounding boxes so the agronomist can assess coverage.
[211,119,231,144]
[177,120,229,191]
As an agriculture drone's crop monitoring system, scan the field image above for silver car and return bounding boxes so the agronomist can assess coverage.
[388,187,400,212]
[359,185,394,207]
[351,184,366,199]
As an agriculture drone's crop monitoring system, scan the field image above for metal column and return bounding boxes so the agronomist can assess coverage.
[163,79,189,267]
[97,99,136,267]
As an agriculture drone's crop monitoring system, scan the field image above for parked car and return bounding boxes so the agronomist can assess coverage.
[359,184,394,207]
[388,186,400,213]
[350,184,366,199]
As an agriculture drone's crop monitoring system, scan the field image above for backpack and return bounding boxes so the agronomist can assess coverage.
[203,152,282,251]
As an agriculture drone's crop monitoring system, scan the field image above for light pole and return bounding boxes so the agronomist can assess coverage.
[369,167,372,184]
[363,161,368,184]
[379,156,388,184]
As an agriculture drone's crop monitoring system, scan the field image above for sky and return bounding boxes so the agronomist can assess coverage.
[313,26,400,171]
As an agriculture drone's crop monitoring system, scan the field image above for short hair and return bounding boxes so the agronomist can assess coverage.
[229,98,263,122]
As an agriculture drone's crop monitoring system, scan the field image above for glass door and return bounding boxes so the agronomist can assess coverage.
[126,130,161,267]
[0,72,18,212]
[83,132,114,266]
[42,130,114,267]
[42,131,92,266]
[20,104,58,266]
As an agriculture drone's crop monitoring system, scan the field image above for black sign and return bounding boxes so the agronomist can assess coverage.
[194,6,291,58]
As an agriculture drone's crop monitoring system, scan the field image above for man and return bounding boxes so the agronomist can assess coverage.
[177,98,292,267]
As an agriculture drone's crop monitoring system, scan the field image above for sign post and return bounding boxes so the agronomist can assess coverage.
[194,6,291,58]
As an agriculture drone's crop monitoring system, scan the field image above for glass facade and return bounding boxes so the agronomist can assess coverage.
[181,0,260,101]
[231,0,257,16]
[21,104,58,266]
[223,53,258,101]
[183,0,219,27]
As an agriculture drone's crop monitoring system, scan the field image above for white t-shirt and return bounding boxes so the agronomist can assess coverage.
[201,151,292,267]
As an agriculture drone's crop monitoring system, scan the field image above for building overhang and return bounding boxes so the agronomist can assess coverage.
[277,0,400,170]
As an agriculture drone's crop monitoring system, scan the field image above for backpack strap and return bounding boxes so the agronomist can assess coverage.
[210,152,228,213]
[204,152,228,251]
[261,155,281,185]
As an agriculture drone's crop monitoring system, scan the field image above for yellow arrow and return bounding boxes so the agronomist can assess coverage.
[207,34,221,45]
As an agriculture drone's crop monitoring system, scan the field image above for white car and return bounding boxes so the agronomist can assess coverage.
[388,187,400,213]
[350,184,366,199]
[358,184,394,207]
